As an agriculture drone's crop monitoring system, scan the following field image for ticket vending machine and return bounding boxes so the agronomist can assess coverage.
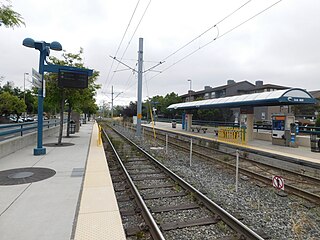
[271,114,297,147]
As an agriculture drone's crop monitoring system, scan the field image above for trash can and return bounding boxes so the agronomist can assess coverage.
[310,132,320,152]
[69,121,76,134]
[171,120,177,128]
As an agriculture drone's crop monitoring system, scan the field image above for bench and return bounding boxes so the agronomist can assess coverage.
[190,126,208,133]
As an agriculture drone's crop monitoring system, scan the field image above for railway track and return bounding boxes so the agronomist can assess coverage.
[139,126,320,204]
[101,124,264,240]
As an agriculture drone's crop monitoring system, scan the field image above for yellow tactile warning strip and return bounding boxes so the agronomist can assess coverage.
[74,123,126,240]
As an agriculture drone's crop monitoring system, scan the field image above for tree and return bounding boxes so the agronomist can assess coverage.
[122,101,137,119]
[0,1,25,28]
[0,81,37,115]
[44,48,100,143]
[0,91,26,117]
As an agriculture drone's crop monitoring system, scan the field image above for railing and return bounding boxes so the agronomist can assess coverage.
[155,118,239,127]
[0,119,65,139]
[154,118,320,135]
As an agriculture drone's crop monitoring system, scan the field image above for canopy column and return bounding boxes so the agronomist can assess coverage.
[240,107,254,141]
[186,113,193,132]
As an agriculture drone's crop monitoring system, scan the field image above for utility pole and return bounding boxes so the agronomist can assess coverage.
[136,38,143,137]
[102,100,105,118]
[111,85,114,119]
[110,85,123,119]
[24,73,29,103]
[108,38,162,137]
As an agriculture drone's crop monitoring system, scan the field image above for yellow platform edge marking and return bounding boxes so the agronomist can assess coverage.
[74,123,126,240]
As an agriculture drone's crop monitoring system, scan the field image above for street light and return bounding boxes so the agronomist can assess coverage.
[22,37,62,155]
[187,79,192,102]
[23,72,29,103]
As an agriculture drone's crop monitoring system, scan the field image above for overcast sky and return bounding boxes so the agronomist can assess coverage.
[1,0,319,106]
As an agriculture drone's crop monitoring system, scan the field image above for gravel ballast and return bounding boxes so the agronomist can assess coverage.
[115,125,320,240]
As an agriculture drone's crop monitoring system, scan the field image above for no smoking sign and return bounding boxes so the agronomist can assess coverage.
[272,175,284,190]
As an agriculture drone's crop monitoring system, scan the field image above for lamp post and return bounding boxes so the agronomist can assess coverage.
[23,72,29,103]
[187,79,192,101]
[22,38,62,155]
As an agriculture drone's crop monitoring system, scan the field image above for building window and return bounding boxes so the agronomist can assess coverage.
[204,93,210,99]
[211,92,216,98]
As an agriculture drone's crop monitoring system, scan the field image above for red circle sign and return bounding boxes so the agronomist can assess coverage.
[272,175,284,190]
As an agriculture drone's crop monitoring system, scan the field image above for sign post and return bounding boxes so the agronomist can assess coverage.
[235,150,239,192]
[23,38,93,155]
[166,134,168,154]
[189,138,193,167]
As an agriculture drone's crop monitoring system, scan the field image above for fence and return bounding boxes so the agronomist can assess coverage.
[0,119,64,140]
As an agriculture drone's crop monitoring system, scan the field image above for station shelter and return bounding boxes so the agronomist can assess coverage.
[168,88,316,145]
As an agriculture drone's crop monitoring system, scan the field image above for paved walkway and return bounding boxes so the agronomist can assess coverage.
[0,122,94,240]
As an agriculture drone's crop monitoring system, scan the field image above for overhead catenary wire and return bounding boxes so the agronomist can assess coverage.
[110,0,252,98]
[106,0,152,93]
[102,0,141,93]
[161,0,252,62]
[108,0,284,106]
[147,0,283,82]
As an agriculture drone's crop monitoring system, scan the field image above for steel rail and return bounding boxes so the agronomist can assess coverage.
[110,126,264,240]
[143,127,320,204]
[102,128,165,240]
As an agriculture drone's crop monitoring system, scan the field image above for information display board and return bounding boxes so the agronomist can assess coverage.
[58,70,88,89]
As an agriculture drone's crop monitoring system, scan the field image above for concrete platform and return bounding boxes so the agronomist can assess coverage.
[143,122,320,166]
[73,123,125,240]
[0,121,125,240]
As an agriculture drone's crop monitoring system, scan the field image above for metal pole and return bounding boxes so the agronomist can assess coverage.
[235,150,239,192]
[111,85,114,119]
[24,73,28,104]
[166,134,168,154]
[187,79,192,101]
[34,44,46,155]
[24,73,29,118]
[136,38,143,137]
[189,138,193,167]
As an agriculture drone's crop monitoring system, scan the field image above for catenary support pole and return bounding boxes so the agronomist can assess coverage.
[111,85,114,119]
[136,38,143,137]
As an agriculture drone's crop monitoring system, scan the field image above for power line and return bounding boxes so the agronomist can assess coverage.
[147,0,283,82]
[161,0,252,62]
[102,0,141,93]
[106,0,152,93]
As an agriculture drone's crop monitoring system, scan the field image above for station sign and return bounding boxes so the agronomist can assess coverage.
[32,68,42,88]
[58,70,88,89]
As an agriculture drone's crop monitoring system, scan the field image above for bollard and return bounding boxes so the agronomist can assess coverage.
[97,125,102,146]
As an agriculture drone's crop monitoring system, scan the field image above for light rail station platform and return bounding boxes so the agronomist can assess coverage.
[143,122,320,167]
[0,122,125,240]
[1,120,319,239]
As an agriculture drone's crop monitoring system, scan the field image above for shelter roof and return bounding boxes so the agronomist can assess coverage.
[168,88,316,110]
